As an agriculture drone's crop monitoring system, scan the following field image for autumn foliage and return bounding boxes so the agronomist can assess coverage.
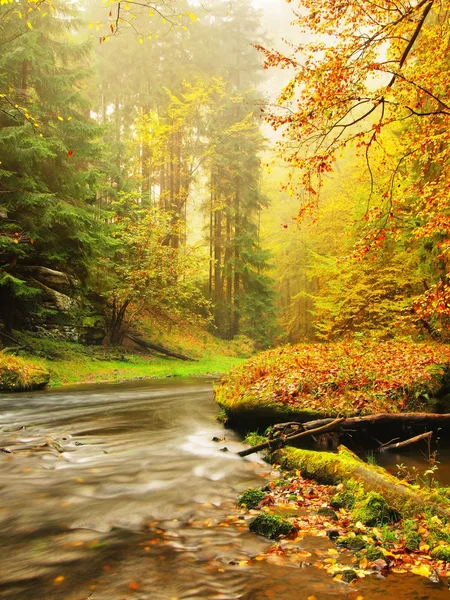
[215,341,450,418]
[258,0,450,338]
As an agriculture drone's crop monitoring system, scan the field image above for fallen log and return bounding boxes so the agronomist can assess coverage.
[378,430,433,452]
[126,334,198,362]
[305,413,450,430]
[276,445,450,520]
[237,418,344,457]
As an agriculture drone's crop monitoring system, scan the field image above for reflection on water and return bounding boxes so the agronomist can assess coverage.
[0,378,447,599]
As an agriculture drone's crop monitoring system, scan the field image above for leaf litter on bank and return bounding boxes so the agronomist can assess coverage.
[234,469,450,585]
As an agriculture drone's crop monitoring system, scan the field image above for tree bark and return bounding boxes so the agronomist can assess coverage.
[237,417,344,457]
[378,430,433,452]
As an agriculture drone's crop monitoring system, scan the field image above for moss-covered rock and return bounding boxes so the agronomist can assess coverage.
[351,492,400,526]
[336,535,366,551]
[237,488,266,509]
[340,569,358,583]
[431,545,450,561]
[248,513,295,539]
[317,507,338,521]
[331,489,356,510]
[360,545,385,562]
[404,531,421,551]
[0,355,50,392]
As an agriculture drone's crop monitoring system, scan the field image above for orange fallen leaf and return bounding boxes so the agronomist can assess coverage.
[129,581,140,591]
[53,576,65,585]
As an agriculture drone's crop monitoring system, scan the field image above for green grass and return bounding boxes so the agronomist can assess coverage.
[30,354,244,387]
[2,331,245,388]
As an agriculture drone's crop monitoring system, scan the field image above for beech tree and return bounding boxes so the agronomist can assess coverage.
[258,0,450,338]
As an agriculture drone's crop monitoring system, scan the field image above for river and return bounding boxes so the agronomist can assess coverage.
[0,378,447,599]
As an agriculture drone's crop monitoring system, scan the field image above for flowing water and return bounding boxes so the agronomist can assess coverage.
[0,378,448,600]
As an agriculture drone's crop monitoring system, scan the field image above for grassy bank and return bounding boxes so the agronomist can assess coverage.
[215,341,450,423]
[34,353,244,387]
[0,354,50,391]
[0,329,248,390]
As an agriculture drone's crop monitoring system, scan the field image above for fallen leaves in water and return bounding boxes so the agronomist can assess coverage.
[128,581,140,590]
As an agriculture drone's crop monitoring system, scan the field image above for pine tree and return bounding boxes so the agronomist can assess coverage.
[0,1,105,330]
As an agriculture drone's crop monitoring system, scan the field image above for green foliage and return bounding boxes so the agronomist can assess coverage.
[404,531,421,552]
[237,488,266,509]
[244,432,267,447]
[99,199,210,344]
[248,513,295,539]
[0,0,108,332]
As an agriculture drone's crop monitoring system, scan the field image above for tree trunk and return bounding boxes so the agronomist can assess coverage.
[126,334,198,361]
[276,445,450,520]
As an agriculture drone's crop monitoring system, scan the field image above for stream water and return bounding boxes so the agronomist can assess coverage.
[0,378,448,600]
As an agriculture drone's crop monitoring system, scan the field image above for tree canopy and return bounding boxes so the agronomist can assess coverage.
[258,0,450,338]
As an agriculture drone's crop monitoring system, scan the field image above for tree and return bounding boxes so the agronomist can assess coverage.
[0,0,105,331]
[101,198,208,344]
[258,0,450,337]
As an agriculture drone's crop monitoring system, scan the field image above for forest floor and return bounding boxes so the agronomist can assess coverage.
[215,340,450,424]
[217,340,450,586]
[0,325,249,390]
[233,469,450,586]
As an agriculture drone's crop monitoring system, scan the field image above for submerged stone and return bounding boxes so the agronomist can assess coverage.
[340,569,358,583]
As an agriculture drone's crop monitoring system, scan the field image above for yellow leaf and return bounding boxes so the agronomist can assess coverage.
[67,116,72,121]
[57,116,64,121]
[431,515,442,525]
[419,543,430,552]
[139,38,144,43]
[26,20,32,29]
[359,557,368,569]
[411,564,431,578]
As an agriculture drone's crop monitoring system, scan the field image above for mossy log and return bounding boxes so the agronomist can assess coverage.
[275,444,450,519]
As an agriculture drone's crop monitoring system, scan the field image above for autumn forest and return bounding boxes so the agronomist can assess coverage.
[1,0,449,356]
[3,1,450,597]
